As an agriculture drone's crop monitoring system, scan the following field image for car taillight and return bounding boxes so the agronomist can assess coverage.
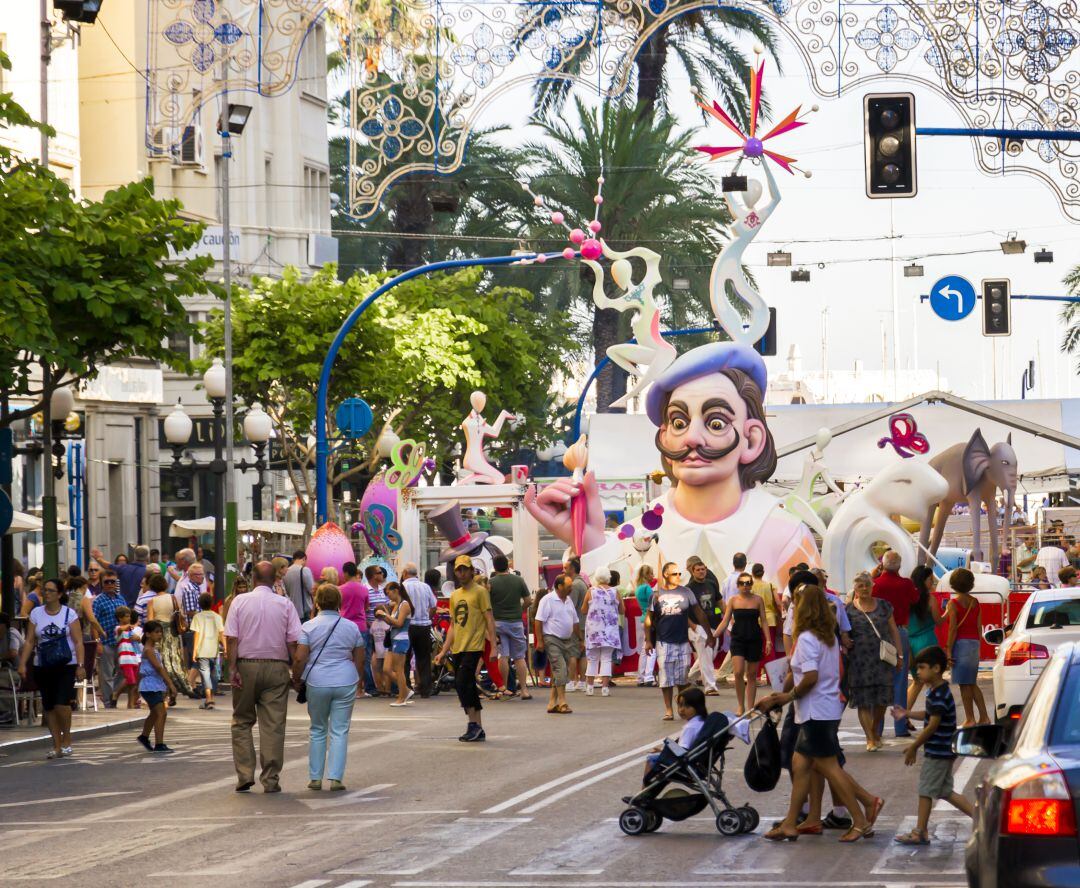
[1003,641,1050,666]
[1001,769,1077,837]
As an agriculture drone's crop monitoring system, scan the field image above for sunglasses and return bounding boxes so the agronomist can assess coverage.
[104,579,119,584]
[88,568,100,573]
[737,580,753,587]
[665,571,682,579]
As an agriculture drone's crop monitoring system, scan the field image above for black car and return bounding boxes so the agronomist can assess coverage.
[955,640,1080,887]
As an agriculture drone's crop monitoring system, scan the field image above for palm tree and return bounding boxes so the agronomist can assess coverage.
[520,97,731,411]
[1061,263,1080,370]
[520,4,778,125]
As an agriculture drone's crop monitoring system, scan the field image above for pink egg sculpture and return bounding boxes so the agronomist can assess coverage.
[358,472,402,556]
[305,521,355,582]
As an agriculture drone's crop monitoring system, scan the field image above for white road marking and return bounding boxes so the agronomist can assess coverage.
[299,783,395,810]
[934,757,979,811]
[483,740,658,813]
[74,729,414,823]
[330,817,530,875]
[393,882,969,887]
[692,830,790,874]
[519,757,643,814]
[871,816,970,874]
[334,881,373,888]
[285,881,331,888]
[0,790,134,808]
[0,827,87,849]
[511,821,635,875]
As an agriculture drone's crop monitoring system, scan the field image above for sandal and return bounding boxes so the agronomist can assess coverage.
[838,827,865,843]
[796,821,824,835]
[520,692,533,700]
[894,830,930,846]
[547,705,560,714]
[661,713,675,721]
[763,826,798,842]
[556,703,573,713]
[866,796,885,832]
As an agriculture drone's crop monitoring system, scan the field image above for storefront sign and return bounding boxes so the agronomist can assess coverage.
[80,366,163,404]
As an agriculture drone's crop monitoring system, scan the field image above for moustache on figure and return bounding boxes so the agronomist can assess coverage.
[655,427,742,462]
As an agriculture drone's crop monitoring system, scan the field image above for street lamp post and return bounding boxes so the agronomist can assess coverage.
[162,359,270,601]
[41,382,74,578]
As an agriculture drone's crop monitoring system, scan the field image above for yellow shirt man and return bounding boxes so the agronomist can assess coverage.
[449,580,493,654]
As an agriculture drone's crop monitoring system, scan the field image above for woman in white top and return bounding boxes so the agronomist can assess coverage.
[758,584,883,844]
[17,577,85,758]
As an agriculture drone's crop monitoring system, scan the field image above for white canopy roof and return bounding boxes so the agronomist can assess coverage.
[5,511,74,535]
[168,517,307,538]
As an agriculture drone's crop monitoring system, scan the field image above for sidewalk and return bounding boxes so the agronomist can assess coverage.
[0,706,145,753]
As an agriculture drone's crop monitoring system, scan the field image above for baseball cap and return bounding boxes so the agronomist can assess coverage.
[453,555,473,569]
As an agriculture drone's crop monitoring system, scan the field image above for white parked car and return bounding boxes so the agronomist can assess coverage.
[988,588,1080,722]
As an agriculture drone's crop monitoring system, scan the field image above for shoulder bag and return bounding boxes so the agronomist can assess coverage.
[171,594,187,635]
[857,602,898,666]
[296,616,343,704]
[38,607,74,668]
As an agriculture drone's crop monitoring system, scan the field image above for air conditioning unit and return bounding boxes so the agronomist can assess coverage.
[177,124,204,167]
[308,233,339,267]
[149,126,176,158]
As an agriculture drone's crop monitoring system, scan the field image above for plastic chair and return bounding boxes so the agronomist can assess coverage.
[3,666,40,726]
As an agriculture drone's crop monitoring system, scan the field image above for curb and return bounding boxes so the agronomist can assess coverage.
[0,715,144,753]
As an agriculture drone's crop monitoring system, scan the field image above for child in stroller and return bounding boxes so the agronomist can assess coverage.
[620,687,760,837]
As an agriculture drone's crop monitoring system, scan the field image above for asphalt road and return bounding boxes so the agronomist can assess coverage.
[0,679,993,888]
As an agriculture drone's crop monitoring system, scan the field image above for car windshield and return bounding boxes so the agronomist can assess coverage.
[1050,662,1080,746]
[1026,598,1080,629]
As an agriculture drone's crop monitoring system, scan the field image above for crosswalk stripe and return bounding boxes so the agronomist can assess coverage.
[511,820,635,875]
[519,757,643,814]
[330,817,530,875]
[692,831,789,874]
[871,816,970,874]
[285,881,331,888]
[0,827,87,850]
[299,783,395,810]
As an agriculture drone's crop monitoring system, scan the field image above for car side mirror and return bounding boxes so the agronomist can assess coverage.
[953,724,1005,759]
[983,627,1005,645]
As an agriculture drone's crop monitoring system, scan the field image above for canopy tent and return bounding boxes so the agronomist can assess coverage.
[167,517,307,538]
[586,393,1080,498]
[5,510,73,536]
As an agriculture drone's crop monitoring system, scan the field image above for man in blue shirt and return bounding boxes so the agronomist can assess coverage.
[92,545,149,607]
[92,570,127,708]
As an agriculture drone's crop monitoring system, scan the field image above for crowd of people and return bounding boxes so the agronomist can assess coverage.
[2,536,987,850]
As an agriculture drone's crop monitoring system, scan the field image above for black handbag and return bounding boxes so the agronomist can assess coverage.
[296,616,342,704]
[38,607,73,668]
[744,713,783,792]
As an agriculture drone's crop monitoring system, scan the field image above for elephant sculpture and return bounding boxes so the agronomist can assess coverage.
[919,429,1019,569]
[822,460,949,595]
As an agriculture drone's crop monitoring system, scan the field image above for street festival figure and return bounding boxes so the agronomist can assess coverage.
[525,62,820,588]
[458,390,516,485]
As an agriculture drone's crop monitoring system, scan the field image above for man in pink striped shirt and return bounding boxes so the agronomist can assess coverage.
[225,561,302,793]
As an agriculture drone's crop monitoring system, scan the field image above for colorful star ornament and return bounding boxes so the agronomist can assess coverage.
[694,55,816,176]
[521,176,606,263]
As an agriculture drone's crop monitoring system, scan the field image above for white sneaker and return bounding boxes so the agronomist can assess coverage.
[390,701,408,707]
[566,683,577,692]
[585,684,594,696]
[60,746,73,757]
[601,686,611,697]
[405,689,415,703]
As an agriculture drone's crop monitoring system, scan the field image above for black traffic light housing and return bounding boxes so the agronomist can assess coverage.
[864,93,917,198]
[982,279,1011,337]
[55,1,103,23]
[755,307,778,356]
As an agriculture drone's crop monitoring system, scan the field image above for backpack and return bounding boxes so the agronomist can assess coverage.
[744,714,782,792]
[38,607,73,668]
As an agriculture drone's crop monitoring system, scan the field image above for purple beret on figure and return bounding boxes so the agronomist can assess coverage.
[644,342,769,426]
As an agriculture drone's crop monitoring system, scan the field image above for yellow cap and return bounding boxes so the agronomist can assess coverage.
[453,555,473,569]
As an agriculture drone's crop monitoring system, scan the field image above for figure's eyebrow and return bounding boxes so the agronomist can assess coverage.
[701,398,735,415]
[667,400,689,415]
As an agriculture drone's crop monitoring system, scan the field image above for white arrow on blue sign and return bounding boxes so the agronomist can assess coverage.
[929,275,977,321]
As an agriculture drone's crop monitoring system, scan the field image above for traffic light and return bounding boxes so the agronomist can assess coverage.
[864,93,917,198]
[982,279,1011,337]
[756,307,778,356]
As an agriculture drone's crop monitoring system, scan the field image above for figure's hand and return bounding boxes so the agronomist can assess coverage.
[17,664,26,681]
[755,693,786,713]
[534,637,545,653]
[90,547,105,563]
[231,669,243,689]
[523,472,606,552]
[433,651,446,665]
[903,744,918,766]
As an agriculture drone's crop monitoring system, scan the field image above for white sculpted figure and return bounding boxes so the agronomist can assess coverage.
[458,391,515,485]
[583,242,677,409]
[709,162,780,345]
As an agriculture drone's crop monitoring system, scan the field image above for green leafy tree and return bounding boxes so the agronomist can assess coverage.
[520,99,731,411]
[1061,263,1080,370]
[200,265,570,531]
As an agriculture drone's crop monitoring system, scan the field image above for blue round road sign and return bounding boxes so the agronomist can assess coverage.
[929,275,976,322]
[335,398,374,439]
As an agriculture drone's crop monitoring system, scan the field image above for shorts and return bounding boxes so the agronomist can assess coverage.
[794,718,842,759]
[730,637,763,662]
[33,664,76,712]
[194,657,215,689]
[918,755,956,799]
[781,706,845,771]
[370,623,388,658]
[656,641,691,688]
[141,690,166,708]
[495,620,527,661]
[951,638,980,685]
[390,635,410,655]
[543,634,574,687]
[121,664,139,686]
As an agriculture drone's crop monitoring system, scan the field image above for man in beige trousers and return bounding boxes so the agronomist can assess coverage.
[225,561,301,792]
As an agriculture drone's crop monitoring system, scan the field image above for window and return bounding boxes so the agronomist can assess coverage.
[264,157,273,226]
[300,24,327,99]
[167,313,197,359]
[302,165,329,232]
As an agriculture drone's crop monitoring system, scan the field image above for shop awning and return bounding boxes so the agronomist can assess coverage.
[5,511,74,535]
[168,517,307,538]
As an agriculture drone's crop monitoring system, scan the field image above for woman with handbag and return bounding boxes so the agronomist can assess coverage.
[17,577,85,758]
[845,572,904,750]
[292,583,365,791]
[146,574,192,703]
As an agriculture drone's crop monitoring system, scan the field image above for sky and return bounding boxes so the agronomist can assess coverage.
[475,27,1080,404]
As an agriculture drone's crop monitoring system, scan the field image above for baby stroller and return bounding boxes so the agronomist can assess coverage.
[619,710,761,837]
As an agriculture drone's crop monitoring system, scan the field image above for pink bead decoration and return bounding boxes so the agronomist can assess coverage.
[550,211,564,225]
[568,228,585,244]
[580,238,602,260]
[533,196,543,206]
[588,220,602,233]
[535,253,547,263]
[593,195,604,205]
[562,247,576,260]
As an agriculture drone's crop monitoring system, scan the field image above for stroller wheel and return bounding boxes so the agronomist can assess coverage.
[716,808,743,836]
[619,807,649,836]
[738,806,760,833]
[644,811,663,833]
